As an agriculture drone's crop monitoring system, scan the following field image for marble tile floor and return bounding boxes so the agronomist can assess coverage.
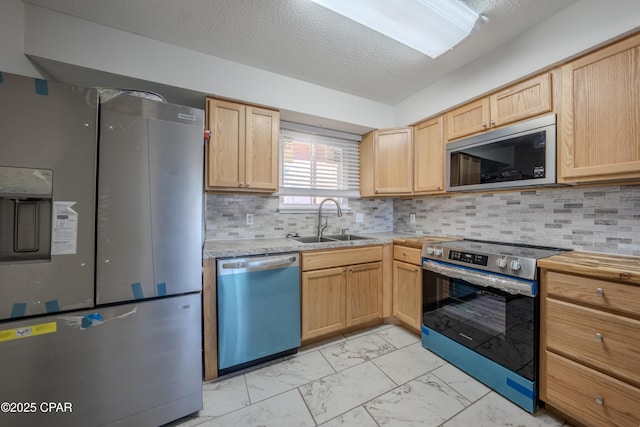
[167,324,571,427]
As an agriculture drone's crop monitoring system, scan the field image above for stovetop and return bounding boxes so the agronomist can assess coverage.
[421,239,569,280]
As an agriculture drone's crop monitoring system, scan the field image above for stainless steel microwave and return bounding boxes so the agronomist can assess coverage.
[446,114,557,192]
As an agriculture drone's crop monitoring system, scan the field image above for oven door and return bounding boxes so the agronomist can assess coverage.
[422,260,538,382]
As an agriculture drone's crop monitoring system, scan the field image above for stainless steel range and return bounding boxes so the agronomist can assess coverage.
[420,239,567,413]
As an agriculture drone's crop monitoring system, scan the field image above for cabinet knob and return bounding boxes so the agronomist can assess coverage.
[238,182,244,187]
[414,268,419,272]
[246,182,251,187]
[343,267,347,272]
[595,333,603,343]
[490,120,496,127]
[595,396,604,406]
[596,287,604,296]
[482,122,487,128]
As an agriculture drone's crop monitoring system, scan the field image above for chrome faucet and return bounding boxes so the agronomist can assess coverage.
[317,198,343,238]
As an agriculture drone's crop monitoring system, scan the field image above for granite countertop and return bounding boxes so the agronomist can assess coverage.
[538,251,640,286]
[203,232,454,259]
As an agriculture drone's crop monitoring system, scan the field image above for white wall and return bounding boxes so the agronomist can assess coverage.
[0,0,42,77]
[21,4,393,130]
[394,0,640,126]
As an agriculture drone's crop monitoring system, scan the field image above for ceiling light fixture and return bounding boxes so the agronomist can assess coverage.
[310,0,481,58]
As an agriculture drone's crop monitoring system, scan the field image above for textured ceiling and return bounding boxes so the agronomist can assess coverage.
[23,0,577,104]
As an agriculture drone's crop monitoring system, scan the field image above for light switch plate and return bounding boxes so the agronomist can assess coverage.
[246,213,254,225]
[410,213,416,224]
[356,213,364,223]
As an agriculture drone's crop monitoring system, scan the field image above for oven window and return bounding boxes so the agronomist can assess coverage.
[450,131,547,186]
[423,271,537,381]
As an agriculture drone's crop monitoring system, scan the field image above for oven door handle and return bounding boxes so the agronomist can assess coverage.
[423,260,536,297]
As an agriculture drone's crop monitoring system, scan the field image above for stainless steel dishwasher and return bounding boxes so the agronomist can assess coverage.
[216,252,301,375]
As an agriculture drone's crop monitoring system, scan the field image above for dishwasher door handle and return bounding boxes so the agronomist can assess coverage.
[219,254,299,274]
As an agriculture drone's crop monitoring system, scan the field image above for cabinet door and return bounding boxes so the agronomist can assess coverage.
[301,267,347,341]
[373,128,413,194]
[558,33,640,182]
[346,262,383,327]
[490,73,551,128]
[206,99,245,189]
[413,116,445,194]
[245,106,279,191]
[446,98,490,140]
[392,260,422,331]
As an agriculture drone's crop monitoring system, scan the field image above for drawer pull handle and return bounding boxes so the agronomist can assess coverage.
[596,287,604,296]
[595,396,604,406]
[595,333,603,343]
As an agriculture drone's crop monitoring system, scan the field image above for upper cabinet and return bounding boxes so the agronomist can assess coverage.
[446,73,552,141]
[413,116,445,194]
[557,32,640,183]
[206,97,279,193]
[360,120,445,197]
[360,127,413,196]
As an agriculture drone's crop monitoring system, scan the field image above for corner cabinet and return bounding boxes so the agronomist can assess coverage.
[539,252,640,427]
[557,32,640,183]
[205,97,279,193]
[300,246,383,343]
[446,73,552,141]
[413,116,445,194]
[360,121,444,197]
[360,127,413,196]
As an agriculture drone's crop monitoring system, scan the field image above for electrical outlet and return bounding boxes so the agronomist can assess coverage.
[356,213,364,223]
[410,213,416,224]
[246,213,254,225]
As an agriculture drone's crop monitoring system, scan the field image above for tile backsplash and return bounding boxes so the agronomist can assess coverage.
[395,184,640,256]
[205,195,393,240]
[205,184,640,256]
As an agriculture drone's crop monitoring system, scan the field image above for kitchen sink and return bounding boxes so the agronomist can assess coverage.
[324,234,372,241]
[292,236,336,243]
[293,234,373,243]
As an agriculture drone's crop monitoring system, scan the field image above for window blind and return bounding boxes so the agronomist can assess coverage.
[279,127,360,198]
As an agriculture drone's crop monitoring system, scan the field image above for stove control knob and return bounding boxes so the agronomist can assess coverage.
[434,248,443,257]
[496,258,508,269]
[510,260,521,271]
[426,247,434,255]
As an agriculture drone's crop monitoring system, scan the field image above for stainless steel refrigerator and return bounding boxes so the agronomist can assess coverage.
[0,72,204,427]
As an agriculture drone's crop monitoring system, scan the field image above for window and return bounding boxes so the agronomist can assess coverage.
[279,122,360,212]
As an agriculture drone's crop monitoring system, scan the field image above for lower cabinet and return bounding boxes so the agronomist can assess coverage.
[301,246,383,343]
[539,252,640,427]
[392,245,422,332]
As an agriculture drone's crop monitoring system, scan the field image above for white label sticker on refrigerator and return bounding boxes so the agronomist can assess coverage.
[51,201,78,255]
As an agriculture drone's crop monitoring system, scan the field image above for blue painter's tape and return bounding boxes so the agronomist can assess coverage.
[156,282,167,296]
[131,282,144,300]
[507,377,534,399]
[34,79,48,96]
[10,303,27,318]
[421,325,430,335]
[81,313,103,329]
[45,300,60,313]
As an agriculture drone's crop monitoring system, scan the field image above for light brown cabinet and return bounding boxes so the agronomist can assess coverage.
[557,32,640,183]
[392,245,422,332]
[539,257,640,427]
[360,127,413,196]
[446,73,552,141]
[413,116,445,194]
[301,246,383,343]
[361,120,445,197]
[205,97,279,192]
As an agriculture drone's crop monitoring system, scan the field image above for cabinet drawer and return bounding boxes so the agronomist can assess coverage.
[545,270,640,318]
[301,246,382,271]
[545,351,640,427]
[546,298,640,386]
[393,245,422,265]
